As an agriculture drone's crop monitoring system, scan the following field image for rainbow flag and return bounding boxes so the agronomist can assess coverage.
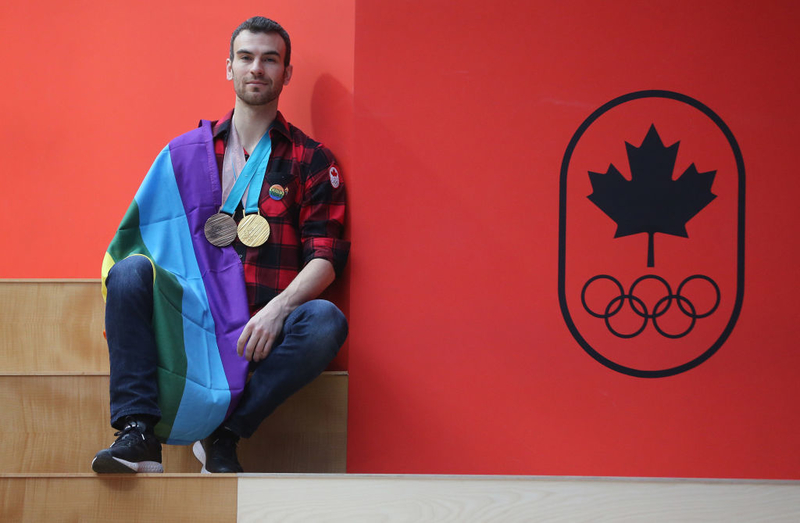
[102,121,250,445]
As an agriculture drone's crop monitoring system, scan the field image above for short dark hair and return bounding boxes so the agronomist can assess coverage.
[229,16,291,67]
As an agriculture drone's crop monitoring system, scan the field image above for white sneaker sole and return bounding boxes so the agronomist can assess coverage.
[92,455,163,474]
[192,441,211,474]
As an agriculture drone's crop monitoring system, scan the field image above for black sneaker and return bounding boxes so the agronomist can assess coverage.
[192,427,243,473]
[92,418,163,473]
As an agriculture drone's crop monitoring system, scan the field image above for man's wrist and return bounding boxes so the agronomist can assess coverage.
[268,293,294,319]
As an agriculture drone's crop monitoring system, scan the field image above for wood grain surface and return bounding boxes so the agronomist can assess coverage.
[0,280,107,373]
[1,373,346,473]
[0,474,237,522]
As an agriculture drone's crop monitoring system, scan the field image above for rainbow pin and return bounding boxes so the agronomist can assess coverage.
[269,184,287,200]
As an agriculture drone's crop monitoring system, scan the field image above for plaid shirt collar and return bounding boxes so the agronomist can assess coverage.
[210,109,292,143]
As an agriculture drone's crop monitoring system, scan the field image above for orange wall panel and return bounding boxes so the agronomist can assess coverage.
[0,1,353,367]
[0,0,353,278]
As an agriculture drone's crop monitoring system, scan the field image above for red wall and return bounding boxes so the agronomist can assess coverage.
[347,1,800,478]
[3,1,800,479]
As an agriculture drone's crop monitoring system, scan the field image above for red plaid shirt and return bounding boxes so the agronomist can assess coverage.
[211,110,349,314]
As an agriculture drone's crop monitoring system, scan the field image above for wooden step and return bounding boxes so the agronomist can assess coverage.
[3,474,799,522]
[0,372,346,473]
[0,280,107,373]
[0,474,236,523]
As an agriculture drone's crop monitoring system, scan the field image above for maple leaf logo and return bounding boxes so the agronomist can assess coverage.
[587,125,717,267]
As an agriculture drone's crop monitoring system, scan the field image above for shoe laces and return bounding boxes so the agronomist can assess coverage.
[210,434,239,449]
[111,423,145,448]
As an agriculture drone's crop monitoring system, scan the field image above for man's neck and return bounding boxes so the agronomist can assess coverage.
[232,101,278,152]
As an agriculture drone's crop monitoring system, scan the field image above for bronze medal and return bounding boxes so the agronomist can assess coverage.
[204,213,238,247]
[237,214,270,247]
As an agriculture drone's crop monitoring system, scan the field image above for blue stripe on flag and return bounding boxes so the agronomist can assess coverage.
[135,146,231,443]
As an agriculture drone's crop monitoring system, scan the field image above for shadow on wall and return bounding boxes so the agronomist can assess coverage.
[311,73,354,371]
[311,73,354,165]
[325,69,512,473]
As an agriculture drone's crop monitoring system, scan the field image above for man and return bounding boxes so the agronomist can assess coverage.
[92,16,349,474]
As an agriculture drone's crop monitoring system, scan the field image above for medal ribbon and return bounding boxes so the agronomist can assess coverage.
[220,126,272,215]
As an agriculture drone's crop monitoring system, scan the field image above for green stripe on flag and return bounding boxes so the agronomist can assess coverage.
[106,200,189,442]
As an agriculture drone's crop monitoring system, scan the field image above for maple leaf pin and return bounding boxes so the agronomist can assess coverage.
[587,125,717,267]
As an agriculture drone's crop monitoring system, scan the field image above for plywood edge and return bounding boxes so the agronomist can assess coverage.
[6,471,796,484]
[0,473,213,478]
[234,473,800,485]
[0,371,109,376]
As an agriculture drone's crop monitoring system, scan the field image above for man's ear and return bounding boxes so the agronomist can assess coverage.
[283,64,293,85]
[226,58,233,81]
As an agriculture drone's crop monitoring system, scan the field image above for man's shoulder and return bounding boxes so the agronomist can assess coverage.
[168,120,215,150]
[277,114,327,153]
[280,118,338,170]
[284,120,318,146]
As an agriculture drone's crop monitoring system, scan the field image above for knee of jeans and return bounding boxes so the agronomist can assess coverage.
[107,256,154,292]
[301,300,349,350]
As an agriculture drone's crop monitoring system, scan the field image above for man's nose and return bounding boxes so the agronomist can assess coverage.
[250,60,265,76]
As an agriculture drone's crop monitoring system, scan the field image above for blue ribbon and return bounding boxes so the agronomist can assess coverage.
[220,131,272,215]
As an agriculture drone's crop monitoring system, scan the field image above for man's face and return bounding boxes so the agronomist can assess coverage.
[226,30,293,107]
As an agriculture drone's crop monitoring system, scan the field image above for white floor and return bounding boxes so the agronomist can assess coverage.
[238,474,800,522]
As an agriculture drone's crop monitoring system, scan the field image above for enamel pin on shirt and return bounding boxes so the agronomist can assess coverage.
[268,184,287,200]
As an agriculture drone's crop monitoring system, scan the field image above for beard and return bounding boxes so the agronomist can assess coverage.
[234,77,285,107]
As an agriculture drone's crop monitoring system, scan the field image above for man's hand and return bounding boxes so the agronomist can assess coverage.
[237,298,289,362]
[236,258,336,362]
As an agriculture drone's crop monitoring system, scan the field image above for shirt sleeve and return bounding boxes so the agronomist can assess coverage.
[299,145,350,276]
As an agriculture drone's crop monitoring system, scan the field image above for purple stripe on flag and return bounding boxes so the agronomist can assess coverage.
[169,122,250,416]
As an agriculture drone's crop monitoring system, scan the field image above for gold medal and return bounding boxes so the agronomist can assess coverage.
[204,213,238,247]
[237,213,270,247]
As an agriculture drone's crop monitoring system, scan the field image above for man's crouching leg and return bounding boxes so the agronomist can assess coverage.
[92,256,163,473]
[195,299,348,473]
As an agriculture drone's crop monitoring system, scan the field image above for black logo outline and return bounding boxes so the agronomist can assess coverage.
[581,274,721,339]
[558,90,745,378]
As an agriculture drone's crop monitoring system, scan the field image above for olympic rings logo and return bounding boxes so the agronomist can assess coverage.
[581,275,720,339]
